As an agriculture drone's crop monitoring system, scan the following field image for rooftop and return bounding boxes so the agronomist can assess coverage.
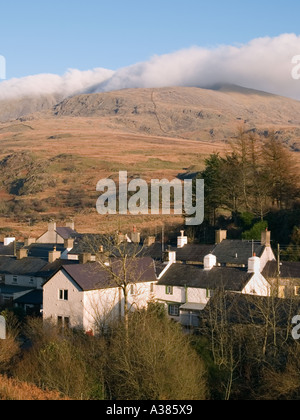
[158,263,252,292]
[212,240,265,266]
[263,261,300,279]
[50,257,157,291]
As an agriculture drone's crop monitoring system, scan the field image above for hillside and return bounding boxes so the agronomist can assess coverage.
[0,375,69,400]
[22,85,300,149]
[0,93,63,123]
[0,85,300,238]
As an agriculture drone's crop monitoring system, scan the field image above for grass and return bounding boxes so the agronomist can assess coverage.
[0,375,69,400]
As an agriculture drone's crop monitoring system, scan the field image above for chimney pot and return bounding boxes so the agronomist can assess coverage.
[248,256,261,274]
[215,230,227,244]
[177,231,188,248]
[204,254,217,271]
[261,230,271,247]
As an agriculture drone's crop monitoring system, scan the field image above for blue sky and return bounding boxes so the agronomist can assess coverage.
[1,0,300,79]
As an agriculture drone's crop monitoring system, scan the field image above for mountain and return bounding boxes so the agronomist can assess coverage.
[0,93,63,123]
[1,85,300,237]
[16,85,300,147]
[1,85,300,148]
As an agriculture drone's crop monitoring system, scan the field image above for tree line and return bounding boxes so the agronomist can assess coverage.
[200,129,299,225]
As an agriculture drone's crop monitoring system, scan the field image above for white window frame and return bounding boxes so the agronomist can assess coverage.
[59,289,69,301]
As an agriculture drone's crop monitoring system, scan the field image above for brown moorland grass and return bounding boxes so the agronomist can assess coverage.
[0,109,300,238]
[0,375,70,400]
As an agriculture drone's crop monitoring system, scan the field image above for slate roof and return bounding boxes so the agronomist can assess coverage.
[68,234,108,255]
[37,259,79,280]
[26,243,66,260]
[263,261,300,279]
[14,289,43,305]
[172,244,215,263]
[143,243,215,263]
[47,257,157,291]
[158,263,253,292]
[0,285,34,295]
[0,242,24,256]
[212,240,265,266]
[55,227,79,240]
[0,256,48,276]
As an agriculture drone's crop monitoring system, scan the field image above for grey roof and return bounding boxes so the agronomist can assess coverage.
[26,243,66,260]
[14,289,43,305]
[68,234,108,255]
[0,285,34,295]
[172,244,215,263]
[180,303,207,311]
[263,261,300,279]
[212,240,265,266]
[37,259,78,280]
[158,263,252,292]
[0,256,48,276]
[49,257,157,291]
[55,227,78,240]
[143,243,215,263]
[0,242,24,256]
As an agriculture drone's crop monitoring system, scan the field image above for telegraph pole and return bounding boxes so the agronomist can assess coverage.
[276,243,281,298]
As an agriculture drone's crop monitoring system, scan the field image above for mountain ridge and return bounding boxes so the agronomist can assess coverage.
[1,85,300,148]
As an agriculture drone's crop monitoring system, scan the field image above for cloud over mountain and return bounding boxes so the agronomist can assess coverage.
[1,34,300,101]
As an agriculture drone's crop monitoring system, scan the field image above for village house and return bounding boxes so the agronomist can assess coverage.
[262,261,300,298]
[0,236,77,314]
[154,229,276,327]
[156,251,272,327]
[36,221,78,245]
[43,257,157,334]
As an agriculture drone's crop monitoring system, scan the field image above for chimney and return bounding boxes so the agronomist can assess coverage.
[261,229,271,247]
[48,221,56,232]
[248,255,261,274]
[64,238,75,250]
[167,250,176,264]
[204,254,217,271]
[4,237,15,247]
[48,246,61,263]
[131,226,141,244]
[65,221,75,230]
[24,237,36,247]
[79,253,92,264]
[177,230,188,249]
[215,230,227,244]
[16,248,28,260]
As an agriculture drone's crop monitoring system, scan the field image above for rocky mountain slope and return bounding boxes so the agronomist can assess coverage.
[39,85,300,147]
[1,85,300,147]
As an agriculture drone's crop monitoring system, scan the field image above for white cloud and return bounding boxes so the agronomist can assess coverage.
[1,34,300,101]
[95,33,300,100]
[0,68,115,101]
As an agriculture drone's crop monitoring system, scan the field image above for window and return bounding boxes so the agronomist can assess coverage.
[30,277,34,284]
[13,276,18,284]
[59,290,69,301]
[150,283,154,293]
[130,285,136,296]
[57,316,70,329]
[206,289,214,299]
[57,316,63,328]
[168,304,180,317]
[64,317,70,329]
[166,286,173,295]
